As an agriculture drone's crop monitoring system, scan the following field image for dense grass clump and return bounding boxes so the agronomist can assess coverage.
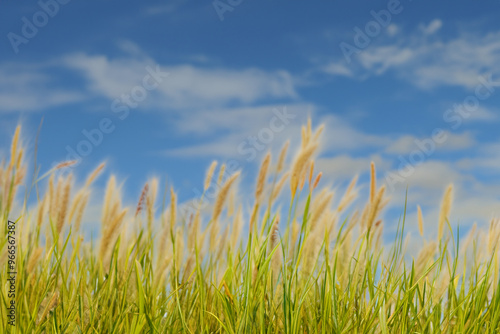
[1,121,500,333]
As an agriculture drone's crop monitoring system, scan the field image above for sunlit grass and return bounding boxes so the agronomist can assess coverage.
[1,121,500,333]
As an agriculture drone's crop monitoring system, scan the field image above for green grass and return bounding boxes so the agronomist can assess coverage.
[1,123,500,333]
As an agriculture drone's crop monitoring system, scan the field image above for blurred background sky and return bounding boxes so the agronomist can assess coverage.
[1,0,500,242]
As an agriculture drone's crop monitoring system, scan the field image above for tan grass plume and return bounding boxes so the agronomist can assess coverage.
[255,152,271,202]
[438,184,453,241]
[212,171,240,223]
[276,140,290,174]
[290,144,318,198]
[417,205,424,237]
[204,160,218,191]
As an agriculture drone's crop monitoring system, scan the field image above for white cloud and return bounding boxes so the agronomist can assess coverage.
[385,131,476,154]
[322,24,500,91]
[468,106,499,121]
[322,62,353,77]
[456,141,500,171]
[163,104,310,158]
[385,160,467,193]
[386,24,399,37]
[358,46,414,75]
[161,103,394,159]
[316,154,389,180]
[0,63,83,113]
[144,4,179,16]
[320,113,392,151]
[63,52,297,109]
[419,19,443,35]
[142,0,186,16]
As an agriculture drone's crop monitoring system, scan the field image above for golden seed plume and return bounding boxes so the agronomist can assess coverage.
[271,172,290,202]
[310,191,334,231]
[231,206,243,249]
[269,215,282,276]
[301,126,308,148]
[147,178,158,224]
[14,166,26,187]
[367,185,386,231]
[182,253,196,282]
[157,210,171,262]
[68,189,84,224]
[135,183,149,217]
[290,144,318,198]
[276,140,290,174]
[346,174,358,195]
[38,292,59,324]
[215,227,229,262]
[85,163,105,187]
[227,187,236,217]
[204,160,218,191]
[51,176,63,220]
[417,205,424,237]
[222,281,234,304]
[290,175,299,200]
[74,192,89,232]
[10,125,21,163]
[15,148,23,169]
[174,227,184,268]
[36,195,47,228]
[312,124,325,142]
[55,160,77,170]
[414,241,437,280]
[170,188,177,229]
[56,175,72,235]
[48,174,54,218]
[255,152,271,202]
[308,160,315,187]
[488,219,500,255]
[299,164,308,191]
[337,175,358,213]
[218,163,226,185]
[209,218,220,252]
[212,171,240,223]
[307,117,312,137]
[312,172,322,190]
[102,176,116,224]
[370,162,376,204]
[99,208,127,262]
[188,211,200,251]
[438,184,453,241]
[461,222,477,255]
[249,202,259,233]
[289,220,300,259]
[269,214,280,251]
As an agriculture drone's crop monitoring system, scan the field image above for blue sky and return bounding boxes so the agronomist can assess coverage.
[1,0,500,242]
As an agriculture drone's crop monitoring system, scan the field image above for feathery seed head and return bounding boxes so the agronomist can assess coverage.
[212,171,240,223]
[204,160,218,191]
[438,184,454,241]
[255,152,271,202]
[417,205,424,237]
[276,140,290,174]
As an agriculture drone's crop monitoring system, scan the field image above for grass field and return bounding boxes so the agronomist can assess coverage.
[1,120,500,333]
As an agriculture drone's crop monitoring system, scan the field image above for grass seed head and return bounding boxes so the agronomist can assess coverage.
[438,184,454,241]
[204,160,218,191]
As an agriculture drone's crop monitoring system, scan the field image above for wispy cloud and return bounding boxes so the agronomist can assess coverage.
[162,104,308,158]
[63,52,297,109]
[0,62,83,113]
[418,19,443,35]
[316,154,389,180]
[385,131,476,154]
[321,21,500,91]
